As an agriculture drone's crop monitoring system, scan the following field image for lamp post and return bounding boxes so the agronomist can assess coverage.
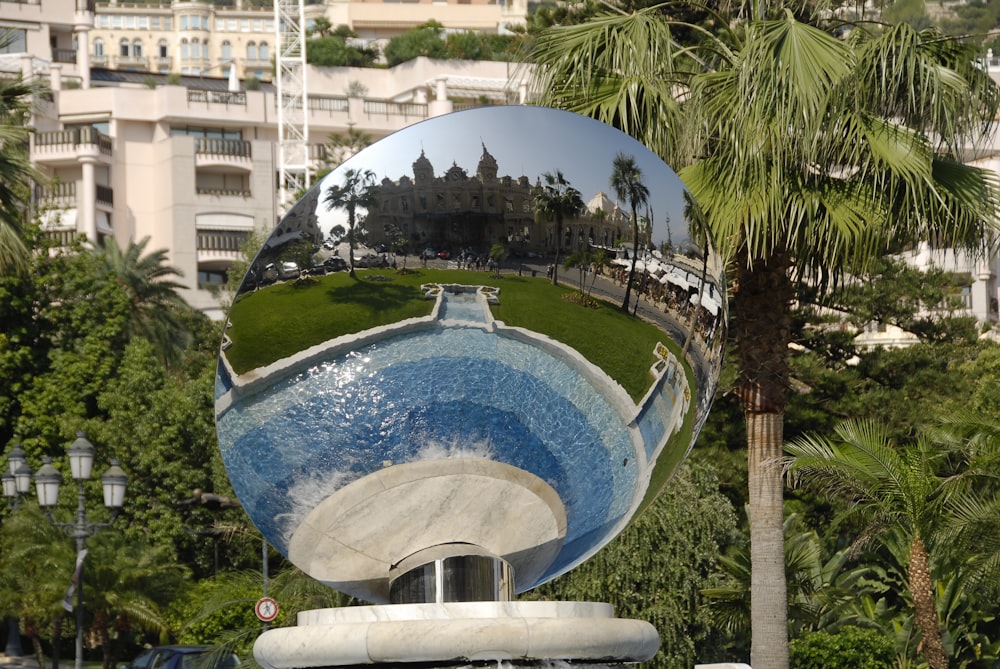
[32,432,128,669]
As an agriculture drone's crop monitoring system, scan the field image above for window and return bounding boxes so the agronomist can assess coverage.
[180,15,189,29]
[111,15,122,28]
[246,42,256,61]
[163,17,172,30]
[158,40,168,58]
[228,18,238,31]
[215,17,225,31]
[180,39,189,60]
[123,15,135,28]
[137,16,148,29]
[259,42,269,60]
[201,16,209,30]
[192,38,201,58]
[253,19,263,32]
[93,38,104,57]
[240,18,250,32]
[221,41,231,61]
[132,39,143,58]
[96,15,109,28]
[119,39,130,57]
[151,16,160,29]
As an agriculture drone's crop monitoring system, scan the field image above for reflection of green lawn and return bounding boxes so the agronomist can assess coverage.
[225,269,681,402]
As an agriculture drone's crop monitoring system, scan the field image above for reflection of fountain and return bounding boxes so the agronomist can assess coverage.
[219,105,727,669]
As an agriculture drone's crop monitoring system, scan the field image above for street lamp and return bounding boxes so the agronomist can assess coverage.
[33,432,128,669]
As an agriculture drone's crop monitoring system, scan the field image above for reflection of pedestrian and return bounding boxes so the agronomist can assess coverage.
[546,264,554,278]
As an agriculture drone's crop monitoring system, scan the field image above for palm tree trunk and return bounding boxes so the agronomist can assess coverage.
[732,249,794,669]
[552,216,562,285]
[747,411,789,669]
[910,535,948,669]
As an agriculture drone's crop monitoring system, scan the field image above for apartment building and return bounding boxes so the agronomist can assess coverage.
[89,0,527,81]
[0,0,529,318]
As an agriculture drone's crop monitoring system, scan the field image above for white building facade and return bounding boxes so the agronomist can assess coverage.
[1,0,529,318]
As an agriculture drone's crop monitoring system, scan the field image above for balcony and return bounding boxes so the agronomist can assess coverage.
[188,88,247,107]
[197,228,249,264]
[31,128,113,166]
[195,137,252,171]
[34,181,115,210]
[114,54,150,71]
[362,100,428,120]
[52,48,76,64]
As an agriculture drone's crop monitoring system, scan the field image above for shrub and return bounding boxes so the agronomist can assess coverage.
[790,627,895,669]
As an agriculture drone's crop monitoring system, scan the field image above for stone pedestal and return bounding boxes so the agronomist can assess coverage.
[254,602,659,669]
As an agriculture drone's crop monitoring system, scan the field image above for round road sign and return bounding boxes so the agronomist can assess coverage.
[255,596,279,622]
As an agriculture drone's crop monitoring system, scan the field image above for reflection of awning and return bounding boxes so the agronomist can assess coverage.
[662,272,689,290]
[690,293,721,315]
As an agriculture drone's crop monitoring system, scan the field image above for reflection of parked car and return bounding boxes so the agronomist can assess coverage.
[355,254,388,268]
[436,250,451,260]
[278,262,300,279]
[421,248,436,260]
[262,263,278,283]
[120,646,241,669]
[323,256,348,272]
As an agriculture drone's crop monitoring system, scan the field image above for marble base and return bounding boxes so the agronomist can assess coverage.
[254,602,659,668]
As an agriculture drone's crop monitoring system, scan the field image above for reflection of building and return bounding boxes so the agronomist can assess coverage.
[364,146,634,254]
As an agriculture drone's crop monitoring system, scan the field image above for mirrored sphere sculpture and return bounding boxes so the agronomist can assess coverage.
[215,105,726,608]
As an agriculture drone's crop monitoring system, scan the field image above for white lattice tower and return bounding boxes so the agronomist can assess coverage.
[274,0,310,213]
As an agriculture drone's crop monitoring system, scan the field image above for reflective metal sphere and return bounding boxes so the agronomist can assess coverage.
[215,106,725,603]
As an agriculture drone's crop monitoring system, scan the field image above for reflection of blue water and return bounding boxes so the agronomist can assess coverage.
[216,326,641,587]
[439,293,487,322]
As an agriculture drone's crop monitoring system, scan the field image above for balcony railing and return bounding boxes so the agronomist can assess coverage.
[197,229,250,252]
[195,137,252,158]
[34,181,76,208]
[196,187,251,197]
[53,49,77,64]
[33,128,113,156]
[96,184,113,207]
[309,96,349,113]
[188,89,247,106]
[363,100,428,119]
[35,181,114,208]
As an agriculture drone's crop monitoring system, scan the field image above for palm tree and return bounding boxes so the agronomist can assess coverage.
[533,170,584,285]
[784,419,1000,669]
[526,11,1000,669]
[323,168,377,279]
[0,73,43,275]
[609,153,649,311]
[84,533,190,669]
[96,236,193,367]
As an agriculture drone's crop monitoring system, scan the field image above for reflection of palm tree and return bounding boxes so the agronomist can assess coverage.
[324,168,376,279]
[534,170,584,285]
[610,153,649,312]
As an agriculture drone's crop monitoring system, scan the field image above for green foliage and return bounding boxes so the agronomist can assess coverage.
[305,35,378,67]
[383,21,446,66]
[790,626,895,669]
[524,461,741,668]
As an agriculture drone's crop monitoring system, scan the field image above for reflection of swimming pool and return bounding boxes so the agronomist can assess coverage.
[215,286,691,595]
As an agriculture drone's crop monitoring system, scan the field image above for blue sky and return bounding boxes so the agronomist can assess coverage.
[313,105,694,249]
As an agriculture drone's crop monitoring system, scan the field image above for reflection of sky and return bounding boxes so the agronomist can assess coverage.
[311,106,693,249]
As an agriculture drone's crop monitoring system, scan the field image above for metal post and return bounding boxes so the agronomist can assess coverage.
[74,480,87,669]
